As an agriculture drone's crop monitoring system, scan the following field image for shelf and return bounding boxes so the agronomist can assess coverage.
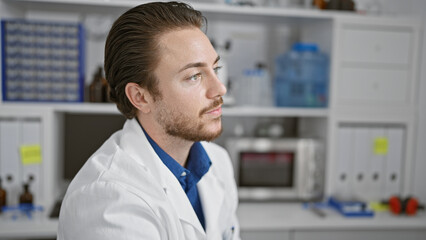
[0,102,120,114]
[12,0,359,19]
[223,106,328,117]
[0,216,58,239]
[0,102,328,117]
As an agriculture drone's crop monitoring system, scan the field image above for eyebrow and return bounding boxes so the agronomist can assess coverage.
[178,55,221,73]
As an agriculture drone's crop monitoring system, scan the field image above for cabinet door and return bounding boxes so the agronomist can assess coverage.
[293,229,426,240]
[335,21,419,107]
[341,27,412,65]
[241,230,290,240]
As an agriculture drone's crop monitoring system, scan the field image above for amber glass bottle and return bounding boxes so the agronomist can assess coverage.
[19,183,33,205]
[89,66,109,102]
[0,177,6,212]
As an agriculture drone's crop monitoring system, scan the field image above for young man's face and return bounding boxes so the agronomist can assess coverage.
[152,27,227,142]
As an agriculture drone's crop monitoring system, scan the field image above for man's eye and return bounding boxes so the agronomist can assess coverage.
[188,73,202,81]
[214,66,223,75]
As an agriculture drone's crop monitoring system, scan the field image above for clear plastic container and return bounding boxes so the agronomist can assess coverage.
[274,42,329,107]
[235,67,273,107]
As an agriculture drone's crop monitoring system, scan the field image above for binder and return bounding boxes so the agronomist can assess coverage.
[334,126,354,200]
[384,127,404,199]
[20,119,43,206]
[352,127,370,202]
[0,119,21,206]
[367,127,386,201]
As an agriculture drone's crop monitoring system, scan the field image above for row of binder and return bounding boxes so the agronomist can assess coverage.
[333,125,404,202]
[0,118,43,207]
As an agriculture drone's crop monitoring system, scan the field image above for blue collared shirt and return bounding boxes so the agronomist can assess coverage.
[140,124,211,230]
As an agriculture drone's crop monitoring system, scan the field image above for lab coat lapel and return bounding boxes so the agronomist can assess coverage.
[162,173,206,236]
[120,119,205,237]
[198,167,225,236]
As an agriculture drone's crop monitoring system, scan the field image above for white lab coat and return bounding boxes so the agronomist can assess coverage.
[57,118,240,240]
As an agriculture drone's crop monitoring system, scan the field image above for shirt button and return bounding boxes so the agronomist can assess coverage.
[181,172,187,177]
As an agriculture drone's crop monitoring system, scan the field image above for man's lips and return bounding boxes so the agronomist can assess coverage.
[205,105,222,115]
[200,97,224,116]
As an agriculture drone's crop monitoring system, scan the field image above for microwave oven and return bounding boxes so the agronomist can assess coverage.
[226,138,324,201]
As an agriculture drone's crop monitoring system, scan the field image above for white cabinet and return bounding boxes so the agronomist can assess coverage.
[333,18,421,108]
[340,28,412,65]
[0,0,424,239]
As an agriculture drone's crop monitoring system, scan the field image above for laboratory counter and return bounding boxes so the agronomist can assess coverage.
[0,202,425,239]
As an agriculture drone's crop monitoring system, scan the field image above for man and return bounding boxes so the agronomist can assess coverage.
[57,1,240,240]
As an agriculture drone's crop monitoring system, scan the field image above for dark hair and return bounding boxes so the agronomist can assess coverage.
[104,1,205,119]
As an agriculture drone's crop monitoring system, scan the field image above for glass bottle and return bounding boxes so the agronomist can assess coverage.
[0,177,6,212]
[19,183,33,205]
[89,66,109,102]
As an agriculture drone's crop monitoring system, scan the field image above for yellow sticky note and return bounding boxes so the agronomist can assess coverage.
[20,145,42,165]
[373,137,388,155]
[369,201,389,212]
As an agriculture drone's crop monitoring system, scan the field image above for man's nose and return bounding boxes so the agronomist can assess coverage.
[206,71,227,99]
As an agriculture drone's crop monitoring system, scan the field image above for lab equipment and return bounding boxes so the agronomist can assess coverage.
[235,64,273,107]
[274,42,329,107]
[387,196,425,216]
[303,196,374,218]
[1,19,84,102]
[328,196,374,217]
[2,203,43,220]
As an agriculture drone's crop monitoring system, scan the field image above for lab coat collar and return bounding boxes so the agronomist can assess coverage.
[199,142,226,238]
[119,119,206,236]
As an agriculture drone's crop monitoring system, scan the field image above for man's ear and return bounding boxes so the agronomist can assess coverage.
[125,82,153,114]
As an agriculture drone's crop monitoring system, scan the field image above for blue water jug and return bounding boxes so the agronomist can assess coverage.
[274,43,329,107]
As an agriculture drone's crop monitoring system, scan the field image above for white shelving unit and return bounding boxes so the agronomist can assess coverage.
[0,102,329,117]
[0,0,425,239]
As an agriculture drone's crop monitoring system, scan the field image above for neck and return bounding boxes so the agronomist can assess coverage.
[137,115,193,167]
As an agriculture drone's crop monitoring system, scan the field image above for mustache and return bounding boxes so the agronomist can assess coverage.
[199,97,224,116]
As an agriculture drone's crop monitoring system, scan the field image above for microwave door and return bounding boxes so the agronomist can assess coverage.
[237,151,299,200]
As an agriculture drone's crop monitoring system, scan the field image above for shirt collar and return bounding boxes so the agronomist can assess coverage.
[137,120,211,188]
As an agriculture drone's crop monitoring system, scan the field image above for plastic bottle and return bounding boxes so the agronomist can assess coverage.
[274,42,329,107]
[0,177,6,212]
[236,64,273,107]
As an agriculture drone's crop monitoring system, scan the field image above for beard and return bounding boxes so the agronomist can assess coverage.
[154,97,223,142]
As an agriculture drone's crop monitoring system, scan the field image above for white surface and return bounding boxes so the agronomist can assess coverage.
[0,120,21,207]
[410,0,426,206]
[21,119,43,207]
[237,202,426,231]
[0,214,58,239]
[1,202,426,238]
